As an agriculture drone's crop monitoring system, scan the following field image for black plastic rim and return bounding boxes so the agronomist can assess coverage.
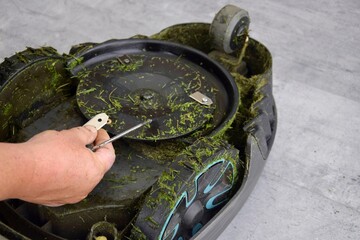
[70,39,239,140]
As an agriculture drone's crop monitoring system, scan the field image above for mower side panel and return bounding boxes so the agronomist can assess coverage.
[193,82,277,239]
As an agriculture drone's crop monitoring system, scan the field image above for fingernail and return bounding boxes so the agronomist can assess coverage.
[84,125,97,133]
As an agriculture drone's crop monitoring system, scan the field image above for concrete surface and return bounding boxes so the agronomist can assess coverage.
[0,0,359,239]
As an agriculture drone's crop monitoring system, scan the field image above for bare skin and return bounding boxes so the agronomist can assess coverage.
[0,126,115,206]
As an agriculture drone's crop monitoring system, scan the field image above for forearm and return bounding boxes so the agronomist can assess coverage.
[0,142,31,200]
[0,127,115,206]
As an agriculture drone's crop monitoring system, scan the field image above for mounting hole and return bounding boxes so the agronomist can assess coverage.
[98,118,103,122]
[88,221,118,240]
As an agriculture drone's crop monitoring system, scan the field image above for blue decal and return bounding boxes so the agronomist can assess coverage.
[170,223,180,240]
[205,189,230,209]
[159,159,235,240]
[204,161,232,194]
[205,162,233,209]
[192,223,203,236]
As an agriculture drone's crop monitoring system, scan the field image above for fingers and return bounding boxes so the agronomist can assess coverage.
[93,129,116,172]
[63,126,115,172]
[94,129,112,147]
[38,194,89,207]
[63,126,98,145]
[43,203,64,207]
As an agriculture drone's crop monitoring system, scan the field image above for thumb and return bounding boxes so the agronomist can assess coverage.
[66,126,98,145]
[93,129,115,172]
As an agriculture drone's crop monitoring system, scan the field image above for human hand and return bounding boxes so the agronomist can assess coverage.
[11,126,115,206]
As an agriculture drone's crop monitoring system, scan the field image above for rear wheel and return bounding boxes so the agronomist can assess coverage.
[132,138,242,240]
[210,5,250,54]
[0,47,74,141]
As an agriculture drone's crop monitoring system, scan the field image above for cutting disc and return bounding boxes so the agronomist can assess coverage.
[70,39,237,140]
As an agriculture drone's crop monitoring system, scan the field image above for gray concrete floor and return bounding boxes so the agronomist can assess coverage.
[1,0,359,239]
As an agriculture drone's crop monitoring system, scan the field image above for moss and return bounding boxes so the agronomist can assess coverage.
[144,216,160,229]
[2,103,13,116]
[130,224,147,240]
[46,60,63,89]
[27,46,59,57]
[145,168,181,210]
[104,175,137,189]
[144,137,239,215]
[74,48,220,140]
[77,87,97,95]
[134,141,186,163]
[0,55,74,141]
[15,52,29,64]
[225,72,269,158]
[205,37,272,146]
[76,69,91,79]
[151,23,213,53]
[108,88,123,110]
[114,58,144,72]
[212,34,250,74]
[138,138,240,237]
[67,56,84,70]
[243,39,272,76]
[0,103,14,131]
[178,138,217,172]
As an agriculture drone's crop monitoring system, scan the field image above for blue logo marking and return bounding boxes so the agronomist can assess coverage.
[158,158,235,240]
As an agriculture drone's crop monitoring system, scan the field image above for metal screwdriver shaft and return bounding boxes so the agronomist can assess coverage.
[92,119,152,151]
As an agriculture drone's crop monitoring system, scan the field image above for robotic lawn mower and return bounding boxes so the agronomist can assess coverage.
[0,5,276,240]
